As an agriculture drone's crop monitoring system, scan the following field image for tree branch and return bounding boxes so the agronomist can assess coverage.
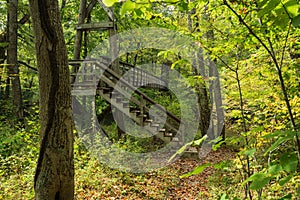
[222,0,277,65]
[18,60,38,72]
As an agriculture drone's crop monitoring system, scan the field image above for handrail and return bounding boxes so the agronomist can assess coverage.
[69,58,167,88]
[94,60,182,124]
[69,58,182,124]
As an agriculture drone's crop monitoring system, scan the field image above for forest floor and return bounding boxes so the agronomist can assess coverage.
[75,146,236,200]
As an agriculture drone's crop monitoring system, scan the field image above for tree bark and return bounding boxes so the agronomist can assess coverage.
[203,7,225,139]
[0,33,6,98]
[29,0,74,199]
[7,0,23,119]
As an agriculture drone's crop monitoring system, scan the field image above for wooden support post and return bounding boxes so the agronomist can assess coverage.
[140,95,145,125]
[72,0,87,83]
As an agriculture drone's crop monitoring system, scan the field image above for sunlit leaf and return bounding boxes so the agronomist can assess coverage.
[284,0,300,17]
[219,193,230,200]
[239,148,256,157]
[120,0,135,16]
[180,163,211,178]
[168,141,193,162]
[258,0,281,18]
[102,0,118,7]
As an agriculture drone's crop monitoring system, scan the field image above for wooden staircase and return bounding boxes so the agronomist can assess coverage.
[70,0,187,147]
[70,59,184,144]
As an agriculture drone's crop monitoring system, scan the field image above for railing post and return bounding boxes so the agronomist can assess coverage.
[140,95,145,125]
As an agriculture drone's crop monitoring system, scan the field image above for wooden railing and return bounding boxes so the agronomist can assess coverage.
[70,59,184,141]
[70,57,168,90]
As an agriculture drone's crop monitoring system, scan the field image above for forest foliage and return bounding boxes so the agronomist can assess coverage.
[0,0,300,199]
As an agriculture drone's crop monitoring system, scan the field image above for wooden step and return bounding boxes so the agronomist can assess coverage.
[158,128,166,132]
[111,91,121,98]
[151,123,160,128]
[129,107,139,112]
[71,60,181,144]
[164,132,173,137]
[101,87,113,94]
[115,97,124,103]
[121,101,129,108]
[137,114,148,121]
[130,109,141,115]
[144,119,153,123]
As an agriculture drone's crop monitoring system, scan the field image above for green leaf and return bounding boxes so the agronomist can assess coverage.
[279,175,292,186]
[177,1,188,12]
[280,152,298,173]
[193,134,208,146]
[278,194,292,200]
[213,161,229,170]
[258,0,270,7]
[171,59,189,69]
[180,163,211,178]
[250,173,271,190]
[0,42,8,48]
[208,136,223,145]
[292,14,300,27]
[263,130,285,139]
[267,164,282,177]
[275,14,290,29]
[265,137,286,154]
[212,140,225,151]
[102,0,118,7]
[120,0,136,16]
[240,148,256,157]
[134,8,144,17]
[219,193,230,200]
[242,172,271,190]
[284,0,300,17]
[264,133,295,155]
[258,0,281,18]
[168,141,193,163]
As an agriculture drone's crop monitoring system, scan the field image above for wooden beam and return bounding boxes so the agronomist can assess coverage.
[86,0,97,17]
[76,22,114,30]
[97,0,114,21]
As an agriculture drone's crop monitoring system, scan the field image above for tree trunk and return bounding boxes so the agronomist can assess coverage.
[29,0,74,199]
[203,7,225,140]
[187,4,211,137]
[210,60,225,139]
[0,33,6,98]
[7,0,23,119]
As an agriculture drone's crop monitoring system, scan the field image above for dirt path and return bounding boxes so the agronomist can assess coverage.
[167,146,236,199]
[75,146,236,199]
